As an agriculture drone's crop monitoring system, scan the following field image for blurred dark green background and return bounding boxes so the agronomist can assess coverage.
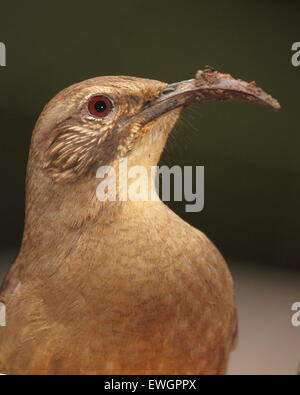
[0,0,299,269]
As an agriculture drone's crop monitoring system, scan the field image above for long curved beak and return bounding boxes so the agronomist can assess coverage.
[116,67,280,132]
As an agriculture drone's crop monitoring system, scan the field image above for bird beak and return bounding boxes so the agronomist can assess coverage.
[117,67,280,133]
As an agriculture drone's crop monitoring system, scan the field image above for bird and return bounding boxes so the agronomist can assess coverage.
[0,68,280,375]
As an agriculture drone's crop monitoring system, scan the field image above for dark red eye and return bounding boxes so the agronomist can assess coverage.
[88,95,113,117]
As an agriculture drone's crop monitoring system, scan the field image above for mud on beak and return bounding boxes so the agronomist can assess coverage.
[117,67,280,132]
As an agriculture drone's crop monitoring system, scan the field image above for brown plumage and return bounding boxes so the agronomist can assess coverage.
[0,69,279,374]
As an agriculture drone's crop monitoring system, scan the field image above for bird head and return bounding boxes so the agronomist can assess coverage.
[24,70,279,229]
[30,71,280,181]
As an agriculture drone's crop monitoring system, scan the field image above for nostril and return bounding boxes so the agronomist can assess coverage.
[160,87,176,96]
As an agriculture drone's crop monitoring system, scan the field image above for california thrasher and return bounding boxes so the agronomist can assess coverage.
[0,68,280,374]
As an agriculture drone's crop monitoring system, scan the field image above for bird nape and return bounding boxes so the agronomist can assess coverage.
[0,68,280,375]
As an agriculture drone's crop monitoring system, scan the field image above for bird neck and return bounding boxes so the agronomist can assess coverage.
[19,109,181,256]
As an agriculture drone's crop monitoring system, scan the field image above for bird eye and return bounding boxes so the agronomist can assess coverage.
[88,95,113,117]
